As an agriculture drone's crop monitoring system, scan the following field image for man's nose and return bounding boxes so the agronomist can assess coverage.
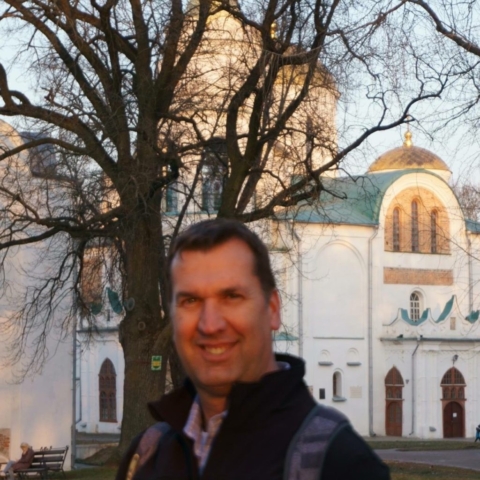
[198,299,226,334]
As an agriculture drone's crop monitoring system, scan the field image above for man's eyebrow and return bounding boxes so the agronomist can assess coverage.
[175,291,198,300]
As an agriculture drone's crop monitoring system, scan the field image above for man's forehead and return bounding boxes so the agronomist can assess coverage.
[171,242,257,288]
[172,239,255,266]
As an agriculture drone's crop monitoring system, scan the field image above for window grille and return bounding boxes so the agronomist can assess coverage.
[441,367,466,401]
[393,208,400,251]
[431,210,438,253]
[99,358,117,422]
[411,201,419,252]
[410,292,421,321]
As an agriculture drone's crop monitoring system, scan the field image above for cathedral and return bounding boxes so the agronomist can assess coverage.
[75,128,480,440]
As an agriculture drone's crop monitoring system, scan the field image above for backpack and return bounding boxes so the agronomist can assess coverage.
[125,404,348,480]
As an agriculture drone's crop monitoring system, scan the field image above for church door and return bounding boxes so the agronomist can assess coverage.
[386,401,402,436]
[441,367,466,438]
[443,402,464,438]
[385,367,404,436]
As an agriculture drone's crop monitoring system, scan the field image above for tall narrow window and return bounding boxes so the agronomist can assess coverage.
[201,139,227,213]
[411,201,419,252]
[410,291,421,321]
[333,371,342,398]
[393,208,400,252]
[99,359,117,422]
[81,250,103,314]
[431,210,438,253]
[165,183,178,213]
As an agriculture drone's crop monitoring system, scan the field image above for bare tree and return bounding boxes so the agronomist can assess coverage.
[0,0,454,450]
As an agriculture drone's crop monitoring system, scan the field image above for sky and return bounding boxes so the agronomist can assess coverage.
[1,12,479,187]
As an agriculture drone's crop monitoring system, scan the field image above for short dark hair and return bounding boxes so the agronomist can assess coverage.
[168,219,276,299]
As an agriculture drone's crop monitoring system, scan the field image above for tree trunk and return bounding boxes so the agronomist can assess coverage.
[117,198,168,454]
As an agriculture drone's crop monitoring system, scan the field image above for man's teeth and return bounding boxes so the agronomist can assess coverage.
[205,346,227,355]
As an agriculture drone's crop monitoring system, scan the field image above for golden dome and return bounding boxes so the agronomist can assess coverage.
[368,132,450,173]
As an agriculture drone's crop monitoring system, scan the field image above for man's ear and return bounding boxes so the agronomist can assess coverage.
[268,289,281,331]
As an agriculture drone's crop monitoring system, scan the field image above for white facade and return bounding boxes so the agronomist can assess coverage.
[0,237,72,466]
[273,142,480,439]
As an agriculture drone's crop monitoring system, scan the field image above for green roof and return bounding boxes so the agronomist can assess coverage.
[466,219,480,233]
[278,169,448,226]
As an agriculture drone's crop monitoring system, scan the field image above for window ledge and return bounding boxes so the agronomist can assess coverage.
[332,396,347,402]
[318,361,333,366]
[347,361,361,366]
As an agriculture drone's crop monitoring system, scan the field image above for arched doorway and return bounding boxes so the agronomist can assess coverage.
[385,367,404,436]
[441,367,466,438]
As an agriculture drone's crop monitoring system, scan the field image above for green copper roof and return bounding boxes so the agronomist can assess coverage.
[279,169,447,226]
[466,219,480,233]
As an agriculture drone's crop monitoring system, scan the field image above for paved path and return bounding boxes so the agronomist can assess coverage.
[376,448,480,471]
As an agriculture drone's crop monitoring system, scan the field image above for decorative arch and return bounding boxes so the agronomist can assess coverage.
[385,367,404,436]
[441,367,466,438]
[99,358,117,422]
[384,187,450,254]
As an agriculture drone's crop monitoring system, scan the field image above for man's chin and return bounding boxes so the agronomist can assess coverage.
[196,378,234,398]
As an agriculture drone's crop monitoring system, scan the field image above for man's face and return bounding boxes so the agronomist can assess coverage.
[171,238,280,398]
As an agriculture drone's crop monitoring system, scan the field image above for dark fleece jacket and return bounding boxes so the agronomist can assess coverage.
[116,354,390,480]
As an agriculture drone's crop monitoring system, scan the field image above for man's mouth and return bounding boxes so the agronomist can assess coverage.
[203,345,228,355]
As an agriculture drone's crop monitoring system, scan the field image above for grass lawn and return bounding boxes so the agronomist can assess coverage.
[368,439,480,451]
[388,461,480,479]
[65,467,117,479]
[64,463,479,480]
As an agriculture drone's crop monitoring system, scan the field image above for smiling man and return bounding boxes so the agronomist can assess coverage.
[116,219,390,480]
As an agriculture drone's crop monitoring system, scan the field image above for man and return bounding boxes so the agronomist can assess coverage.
[117,219,390,480]
[1,443,34,479]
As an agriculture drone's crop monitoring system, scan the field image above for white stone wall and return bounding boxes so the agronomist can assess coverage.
[0,243,72,468]
[77,329,124,434]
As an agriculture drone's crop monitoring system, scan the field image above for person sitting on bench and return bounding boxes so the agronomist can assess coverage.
[1,443,34,479]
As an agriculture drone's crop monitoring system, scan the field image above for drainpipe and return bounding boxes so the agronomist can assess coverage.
[368,226,379,436]
[410,339,421,436]
[71,319,77,469]
[289,221,303,358]
[467,234,473,313]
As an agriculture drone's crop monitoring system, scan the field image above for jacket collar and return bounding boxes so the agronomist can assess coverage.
[147,353,307,432]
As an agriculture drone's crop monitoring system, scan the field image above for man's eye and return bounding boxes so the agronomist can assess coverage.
[182,297,198,306]
[225,292,241,300]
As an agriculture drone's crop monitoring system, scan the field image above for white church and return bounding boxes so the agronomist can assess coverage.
[73,128,480,441]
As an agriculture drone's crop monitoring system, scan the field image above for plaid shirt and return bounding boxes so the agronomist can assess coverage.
[183,396,227,473]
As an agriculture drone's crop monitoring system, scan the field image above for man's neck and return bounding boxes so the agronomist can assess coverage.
[197,393,228,425]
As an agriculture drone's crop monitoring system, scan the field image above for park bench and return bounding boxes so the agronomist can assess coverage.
[2,446,68,479]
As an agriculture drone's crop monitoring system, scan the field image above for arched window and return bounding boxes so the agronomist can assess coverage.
[201,139,227,213]
[410,291,422,321]
[333,371,342,398]
[441,367,466,401]
[431,210,438,253]
[393,208,401,252]
[411,201,419,252]
[385,367,404,398]
[385,367,404,436]
[99,359,117,422]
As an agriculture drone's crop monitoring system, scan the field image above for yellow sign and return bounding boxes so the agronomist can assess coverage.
[151,355,162,371]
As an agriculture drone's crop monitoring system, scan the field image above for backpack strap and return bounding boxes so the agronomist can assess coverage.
[284,404,349,480]
[126,422,171,480]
